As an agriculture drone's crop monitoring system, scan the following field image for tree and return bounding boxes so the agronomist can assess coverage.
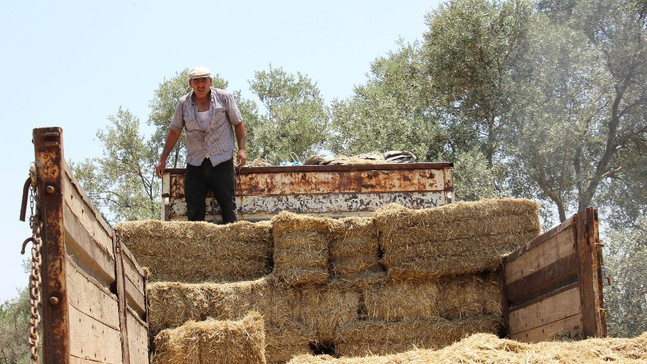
[73,108,160,223]
[423,0,534,166]
[248,65,329,164]
[503,0,647,223]
[0,286,31,363]
[329,40,447,161]
[603,216,647,337]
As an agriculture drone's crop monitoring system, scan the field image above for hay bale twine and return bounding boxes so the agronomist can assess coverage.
[116,220,273,283]
[151,311,266,364]
[272,211,332,285]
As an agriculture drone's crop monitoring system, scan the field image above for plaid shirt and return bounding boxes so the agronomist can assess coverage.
[169,87,243,166]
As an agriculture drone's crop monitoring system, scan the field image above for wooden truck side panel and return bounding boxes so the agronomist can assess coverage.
[502,208,606,341]
[33,127,149,364]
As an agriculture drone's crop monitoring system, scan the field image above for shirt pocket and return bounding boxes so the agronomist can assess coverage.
[183,109,200,131]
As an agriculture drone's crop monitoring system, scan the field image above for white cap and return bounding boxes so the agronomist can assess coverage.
[189,66,211,80]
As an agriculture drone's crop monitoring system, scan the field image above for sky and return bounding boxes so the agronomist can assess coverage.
[0,0,443,302]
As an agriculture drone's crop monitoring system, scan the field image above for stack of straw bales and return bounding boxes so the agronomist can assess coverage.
[115,220,272,283]
[119,199,542,363]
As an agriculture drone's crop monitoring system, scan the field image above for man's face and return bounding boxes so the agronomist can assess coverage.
[189,77,212,98]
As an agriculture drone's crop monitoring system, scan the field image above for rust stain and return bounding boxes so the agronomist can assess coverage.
[163,163,454,221]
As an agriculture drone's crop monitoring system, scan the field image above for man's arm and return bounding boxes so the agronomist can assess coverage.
[156,128,181,178]
[234,121,247,168]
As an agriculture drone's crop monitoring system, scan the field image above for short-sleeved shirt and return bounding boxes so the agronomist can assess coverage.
[169,87,243,167]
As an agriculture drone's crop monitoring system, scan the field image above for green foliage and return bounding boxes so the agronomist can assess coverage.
[73,108,160,223]
[329,41,447,161]
[502,0,647,224]
[0,287,30,364]
[452,148,506,201]
[603,216,647,337]
[423,0,534,164]
[248,65,329,163]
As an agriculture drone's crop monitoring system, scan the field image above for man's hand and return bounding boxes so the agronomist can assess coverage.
[156,160,166,178]
[236,149,247,169]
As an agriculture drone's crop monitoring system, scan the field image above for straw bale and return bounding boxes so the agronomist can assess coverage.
[363,281,439,321]
[272,211,333,236]
[331,256,382,279]
[375,199,540,229]
[361,273,501,322]
[379,214,541,251]
[329,217,381,280]
[115,219,272,283]
[272,211,332,285]
[376,199,539,252]
[293,285,360,341]
[151,311,266,364]
[382,230,539,279]
[375,200,541,280]
[147,278,272,336]
[436,273,502,319]
[329,217,378,257]
[335,315,503,357]
[286,331,647,363]
[265,321,315,364]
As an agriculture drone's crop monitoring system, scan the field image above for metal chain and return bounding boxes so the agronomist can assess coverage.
[21,164,42,363]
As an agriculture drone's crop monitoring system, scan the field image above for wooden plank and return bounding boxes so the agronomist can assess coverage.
[68,306,123,363]
[504,216,574,263]
[126,309,149,364]
[120,244,147,317]
[508,285,581,336]
[505,253,579,306]
[63,170,113,259]
[575,208,606,338]
[65,259,120,330]
[504,226,575,284]
[510,313,583,342]
[65,259,122,363]
[64,205,115,287]
[113,235,131,364]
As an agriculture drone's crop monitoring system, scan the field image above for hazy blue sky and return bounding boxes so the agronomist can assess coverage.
[0,0,442,302]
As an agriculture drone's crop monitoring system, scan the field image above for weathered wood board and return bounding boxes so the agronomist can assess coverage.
[502,208,606,342]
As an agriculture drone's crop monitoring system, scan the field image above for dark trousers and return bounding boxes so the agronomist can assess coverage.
[185,158,238,223]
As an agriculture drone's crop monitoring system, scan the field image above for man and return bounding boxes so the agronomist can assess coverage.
[155,66,246,223]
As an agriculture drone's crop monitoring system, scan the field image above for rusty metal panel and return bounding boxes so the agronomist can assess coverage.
[162,163,454,221]
[33,127,70,364]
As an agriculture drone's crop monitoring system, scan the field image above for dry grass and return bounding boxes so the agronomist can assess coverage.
[152,311,266,364]
[116,220,272,283]
[287,331,647,363]
[375,199,541,278]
